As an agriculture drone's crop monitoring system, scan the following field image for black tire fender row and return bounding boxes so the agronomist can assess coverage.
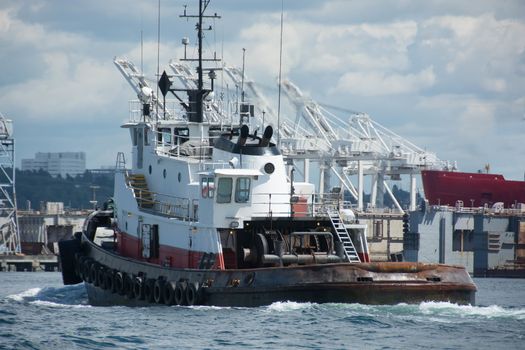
[75,256,205,305]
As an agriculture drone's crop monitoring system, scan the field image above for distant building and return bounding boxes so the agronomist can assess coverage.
[21,152,86,177]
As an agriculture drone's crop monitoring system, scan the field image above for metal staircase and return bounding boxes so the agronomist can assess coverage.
[127,174,154,209]
[328,210,361,262]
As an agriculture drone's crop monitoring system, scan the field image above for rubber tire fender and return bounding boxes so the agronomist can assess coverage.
[153,279,166,304]
[90,263,100,286]
[133,276,145,300]
[114,271,125,295]
[97,265,107,289]
[123,273,134,299]
[83,259,93,283]
[163,281,176,305]
[143,278,155,303]
[105,269,115,293]
[174,281,187,306]
[185,282,201,306]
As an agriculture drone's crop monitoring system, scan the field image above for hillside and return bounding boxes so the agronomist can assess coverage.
[15,169,114,210]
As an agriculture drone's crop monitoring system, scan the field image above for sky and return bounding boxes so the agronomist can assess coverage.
[1,0,524,181]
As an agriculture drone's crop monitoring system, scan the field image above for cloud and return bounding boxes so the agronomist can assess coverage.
[335,67,436,96]
[1,0,524,180]
[412,14,525,96]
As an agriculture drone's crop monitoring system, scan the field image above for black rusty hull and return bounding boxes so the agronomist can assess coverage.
[86,280,475,307]
[67,236,476,307]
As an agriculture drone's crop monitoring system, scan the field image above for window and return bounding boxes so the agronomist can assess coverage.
[216,178,232,203]
[174,128,189,144]
[235,177,251,203]
[201,177,215,198]
[158,128,172,145]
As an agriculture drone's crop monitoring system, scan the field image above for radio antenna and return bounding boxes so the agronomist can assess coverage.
[156,0,161,120]
[277,0,284,146]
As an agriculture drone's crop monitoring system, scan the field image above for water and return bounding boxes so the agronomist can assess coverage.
[1,273,523,349]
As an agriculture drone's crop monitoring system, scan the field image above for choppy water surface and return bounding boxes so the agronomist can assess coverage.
[0,273,523,349]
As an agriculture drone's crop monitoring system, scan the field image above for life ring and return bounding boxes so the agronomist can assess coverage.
[114,272,125,295]
[90,263,100,286]
[133,276,144,300]
[123,273,134,298]
[153,279,165,304]
[174,281,187,306]
[185,282,202,306]
[143,279,155,303]
[104,269,115,293]
[163,281,176,305]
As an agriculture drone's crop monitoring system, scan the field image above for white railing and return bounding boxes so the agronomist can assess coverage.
[129,186,191,221]
[249,192,352,217]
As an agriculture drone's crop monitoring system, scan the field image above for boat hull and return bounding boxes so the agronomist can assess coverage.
[85,278,475,307]
[421,170,525,207]
[62,235,476,307]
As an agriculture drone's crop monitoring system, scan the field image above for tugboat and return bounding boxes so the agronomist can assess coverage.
[59,0,476,307]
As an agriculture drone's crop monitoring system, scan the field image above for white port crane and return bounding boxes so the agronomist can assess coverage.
[114,58,444,212]
[219,68,445,212]
[0,113,20,254]
[113,58,174,121]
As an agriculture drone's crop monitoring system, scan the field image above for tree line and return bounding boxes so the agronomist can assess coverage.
[14,169,114,210]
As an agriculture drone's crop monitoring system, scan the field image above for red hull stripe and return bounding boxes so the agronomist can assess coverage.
[115,230,225,270]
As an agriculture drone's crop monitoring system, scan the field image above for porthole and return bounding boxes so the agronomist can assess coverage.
[125,222,128,231]
[148,165,152,174]
[178,172,181,182]
[264,162,275,174]
[163,169,167,178]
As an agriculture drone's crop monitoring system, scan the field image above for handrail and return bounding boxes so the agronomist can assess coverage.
[127,183,191,221]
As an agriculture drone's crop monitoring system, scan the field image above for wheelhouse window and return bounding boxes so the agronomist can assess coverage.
[201,177,215,198]
[174,127,189,144]
[216,178,232,203]
[158,128,172,145]
[235,177,251,203]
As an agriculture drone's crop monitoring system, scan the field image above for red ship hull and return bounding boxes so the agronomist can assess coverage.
[421,170,525,207]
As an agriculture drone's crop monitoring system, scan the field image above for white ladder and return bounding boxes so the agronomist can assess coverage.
[328,210,361,263]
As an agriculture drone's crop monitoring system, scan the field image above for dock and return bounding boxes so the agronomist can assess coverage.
[0,255,59,272]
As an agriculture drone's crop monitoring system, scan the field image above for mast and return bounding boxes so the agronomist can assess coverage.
[198,0,203,93]
[178,0,221,124]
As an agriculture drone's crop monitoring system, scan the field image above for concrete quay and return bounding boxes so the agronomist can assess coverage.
[0,255,59,272]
